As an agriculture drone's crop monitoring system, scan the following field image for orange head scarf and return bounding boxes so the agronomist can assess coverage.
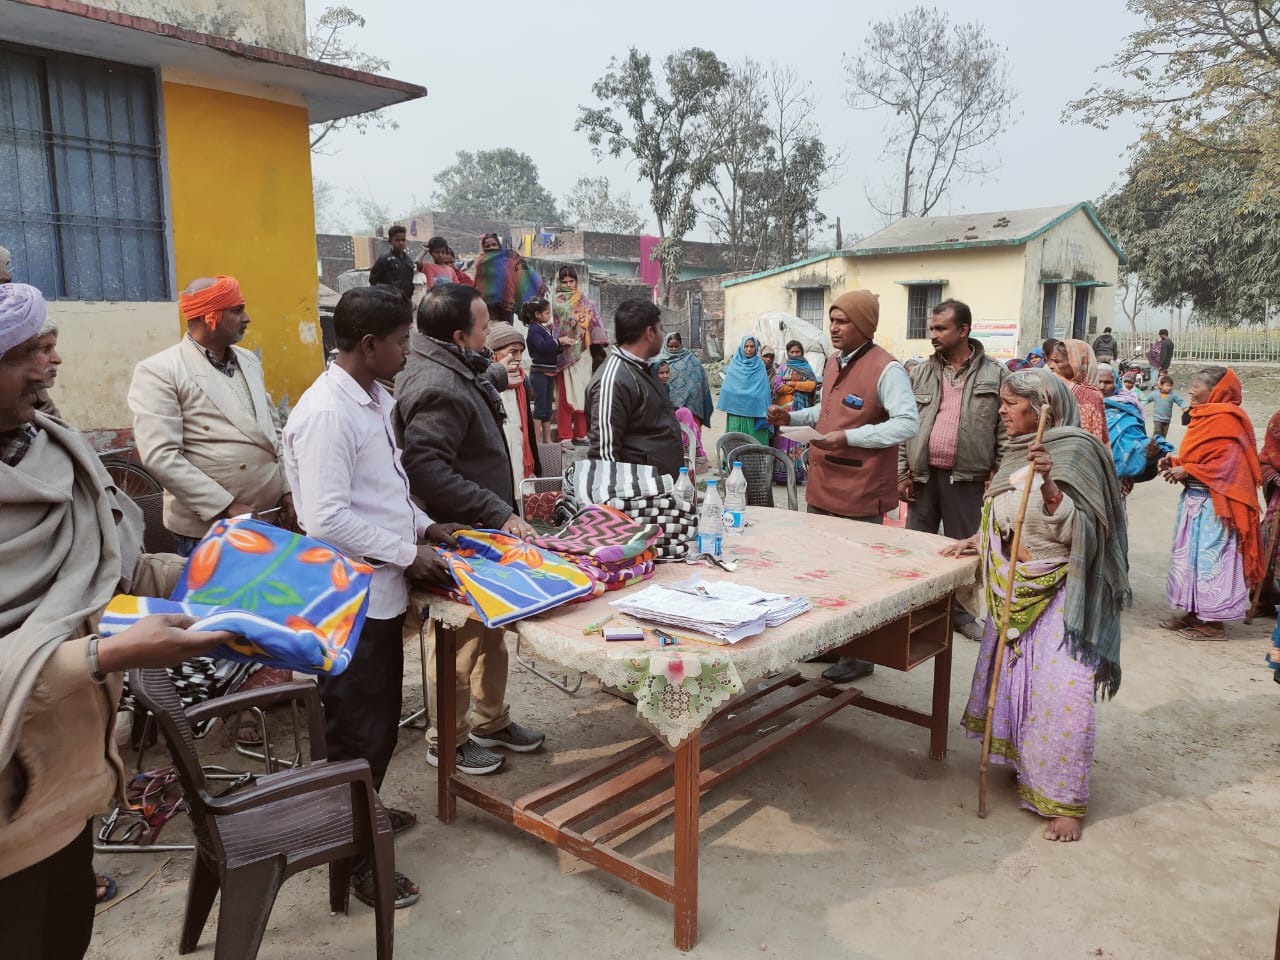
[179,276,244,326]
[1173,368,1264,585]
[1062,339,1100,387]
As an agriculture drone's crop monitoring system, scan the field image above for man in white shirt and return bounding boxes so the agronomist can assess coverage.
[283,286,459,911]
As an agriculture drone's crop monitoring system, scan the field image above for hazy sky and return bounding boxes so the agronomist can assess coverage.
[308,0,1144,242]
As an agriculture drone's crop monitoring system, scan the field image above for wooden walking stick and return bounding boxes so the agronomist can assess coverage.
[979,405,1051,819]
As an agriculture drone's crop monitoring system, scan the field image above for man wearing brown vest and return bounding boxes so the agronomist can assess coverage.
[767,289,918,683]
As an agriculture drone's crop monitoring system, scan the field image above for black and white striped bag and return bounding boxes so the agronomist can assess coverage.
[560,459,695,559]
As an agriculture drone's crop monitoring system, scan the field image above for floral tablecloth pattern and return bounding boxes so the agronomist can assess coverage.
[427,508,977,747]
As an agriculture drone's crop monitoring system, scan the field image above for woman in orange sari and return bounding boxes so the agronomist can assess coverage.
[1158,366,1262,640]
[1047,338,1110,448]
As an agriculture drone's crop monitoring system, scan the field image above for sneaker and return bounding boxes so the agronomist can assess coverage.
[426,740,504,775]
[956,620,984,641]
[821,656,875,684]
[471,721,545,753]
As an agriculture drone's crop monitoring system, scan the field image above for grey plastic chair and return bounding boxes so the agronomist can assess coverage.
[724,442,799,511]
[716,431,759,475]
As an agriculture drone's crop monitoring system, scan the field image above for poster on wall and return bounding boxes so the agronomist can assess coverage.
[971,319,1019,360]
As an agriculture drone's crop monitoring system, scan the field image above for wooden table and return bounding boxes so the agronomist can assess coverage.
[430,508,976,950]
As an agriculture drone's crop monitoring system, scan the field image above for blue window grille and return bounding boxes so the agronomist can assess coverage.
[906,283,943,339]
[0,43,168,301]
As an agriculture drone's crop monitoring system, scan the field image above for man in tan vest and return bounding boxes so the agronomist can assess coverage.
[767,289,918,683]
[129,275,294,555]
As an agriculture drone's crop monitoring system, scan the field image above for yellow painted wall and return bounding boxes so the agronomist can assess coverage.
[854,248,1026,360]
[48,302,176,429]
[723,256,853,350]
[1021,206,1120,350]
[163,81,321,410]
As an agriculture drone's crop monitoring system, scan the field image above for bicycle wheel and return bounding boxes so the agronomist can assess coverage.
[100,456,163,498]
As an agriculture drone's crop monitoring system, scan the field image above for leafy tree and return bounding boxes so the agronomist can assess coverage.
[577,48,730,296]
[307,6,397,152]
[352,192,394,237]
[1067,0,1280,201]
[844,6,1016,219]
[313,179,350,233]
[701,61,771,270]
[562,176,646,233]
[702,62,838,271]
[429,149,562,222]
[1098,143,1280,326]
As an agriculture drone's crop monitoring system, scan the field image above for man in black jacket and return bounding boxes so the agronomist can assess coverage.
[395,283,543,776]
[588,299,684,478]
[368,224,416,300]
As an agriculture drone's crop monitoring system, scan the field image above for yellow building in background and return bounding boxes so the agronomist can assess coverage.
[723,203,1125,363]
[1,0,425,433]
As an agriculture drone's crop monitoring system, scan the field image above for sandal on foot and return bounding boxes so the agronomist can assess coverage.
[235,718,264,747]
[1159,615,1194,630]
[95,873,118,904]
[352,868,419,909]
[386,807,417,834]
[1179,624,1226,641]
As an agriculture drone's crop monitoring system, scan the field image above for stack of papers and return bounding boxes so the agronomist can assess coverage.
[610,576,811,643]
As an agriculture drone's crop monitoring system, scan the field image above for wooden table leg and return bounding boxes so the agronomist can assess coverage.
[436,621,458,823]
[930,611,953,761]
[672,731,700,951]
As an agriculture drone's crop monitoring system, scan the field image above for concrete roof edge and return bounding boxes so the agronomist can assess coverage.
[9,0,427,103]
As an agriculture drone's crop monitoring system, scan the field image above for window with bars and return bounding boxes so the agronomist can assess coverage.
[794,287,825,322]
[0,43,169,301]
[905,283,943,339]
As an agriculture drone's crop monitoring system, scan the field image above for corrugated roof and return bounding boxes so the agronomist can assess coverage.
[722,201,1126,289]
[854,204,1078,253]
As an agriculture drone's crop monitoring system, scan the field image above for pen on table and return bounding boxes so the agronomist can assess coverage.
[583,613,615,635]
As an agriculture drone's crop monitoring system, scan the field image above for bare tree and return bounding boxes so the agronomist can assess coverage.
[844,6,1016,219]
[763,66,840,264]
[701,61,770,270]
[1117,272,1146,335]
[577,48,730,298]
[307,6,398,152]
[701,62,841,270]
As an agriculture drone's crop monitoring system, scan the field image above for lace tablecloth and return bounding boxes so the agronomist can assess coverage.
[427,507,977,747]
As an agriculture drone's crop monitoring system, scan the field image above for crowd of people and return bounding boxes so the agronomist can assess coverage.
[1,224,1276,956]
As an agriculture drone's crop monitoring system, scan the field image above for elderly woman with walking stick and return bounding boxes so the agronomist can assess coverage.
[940,368,1129,842]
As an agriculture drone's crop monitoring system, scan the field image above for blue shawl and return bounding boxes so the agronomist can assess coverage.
[716,335,772,419]
[655,346,714,423]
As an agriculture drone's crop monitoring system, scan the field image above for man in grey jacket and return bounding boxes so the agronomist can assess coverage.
[898,299,1007,639]
[395,283,544,776]
[588,299,684,478]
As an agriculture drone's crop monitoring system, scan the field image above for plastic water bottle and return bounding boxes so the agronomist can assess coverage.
[697,479,724,557]
[723,461,747,535]
[674,466,696,512]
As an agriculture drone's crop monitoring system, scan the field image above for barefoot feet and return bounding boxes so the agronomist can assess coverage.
[1043,816,1082,842]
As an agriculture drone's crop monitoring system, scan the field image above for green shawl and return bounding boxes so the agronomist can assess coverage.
[985,368,1130,698]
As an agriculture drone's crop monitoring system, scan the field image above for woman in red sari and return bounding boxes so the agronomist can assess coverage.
[1048,339,1110,448]
[1254,411,1280,611]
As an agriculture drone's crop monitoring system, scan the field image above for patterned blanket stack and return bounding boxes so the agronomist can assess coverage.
[530,504,662,598]
[559,460,695,560]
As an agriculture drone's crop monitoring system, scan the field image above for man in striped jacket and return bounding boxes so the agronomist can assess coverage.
[587,299,684,479]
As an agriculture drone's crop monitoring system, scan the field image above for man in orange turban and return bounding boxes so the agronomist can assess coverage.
[128,275,295,559]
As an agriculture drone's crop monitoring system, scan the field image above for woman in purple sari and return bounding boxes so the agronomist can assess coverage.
[942,368,1129,842]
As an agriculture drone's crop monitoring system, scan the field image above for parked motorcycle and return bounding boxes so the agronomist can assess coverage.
[1118,347,1152,388]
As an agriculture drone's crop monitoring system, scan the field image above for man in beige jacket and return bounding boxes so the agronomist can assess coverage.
[129,275,294,554]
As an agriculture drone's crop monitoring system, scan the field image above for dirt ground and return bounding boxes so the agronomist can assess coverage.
[90,362,1280,960]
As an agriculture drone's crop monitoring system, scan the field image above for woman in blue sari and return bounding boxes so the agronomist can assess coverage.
[772,340,818,482]
[716,334,772,444]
